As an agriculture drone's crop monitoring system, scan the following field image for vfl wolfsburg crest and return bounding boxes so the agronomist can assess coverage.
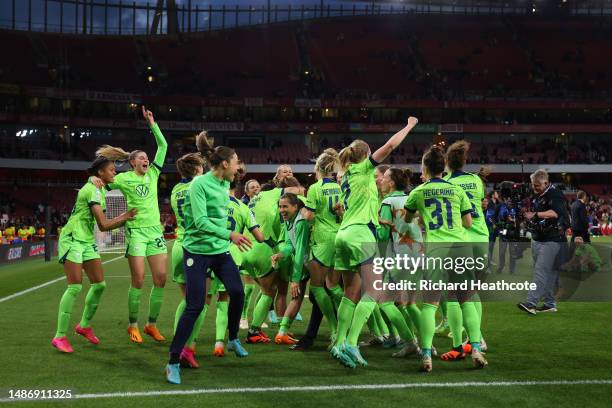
[135,184,149,197]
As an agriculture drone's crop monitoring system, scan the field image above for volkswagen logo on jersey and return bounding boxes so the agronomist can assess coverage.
[135,184,149,197]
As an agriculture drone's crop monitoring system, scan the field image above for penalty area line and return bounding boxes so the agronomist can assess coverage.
[0,254,125,304]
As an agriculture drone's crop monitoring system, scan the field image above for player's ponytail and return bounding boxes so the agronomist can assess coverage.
[176,153,205,179]
[387,167,413,192]
[195,130,235,168]
[477,166,491,182]
[422,145,446,178]
[95,145,130,162]
[446,140,470,172]
[315,148,340,176]
[339,140,369,170]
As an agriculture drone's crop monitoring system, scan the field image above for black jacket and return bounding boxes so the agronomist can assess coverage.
[571,200,588,234]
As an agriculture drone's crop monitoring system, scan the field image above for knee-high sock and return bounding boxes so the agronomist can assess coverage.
[372,304,390,336]
[215,301,229,342]
[251,294,273,329]
[328,285,344,309]
[367,314,382,337]
[473,298,483,337]
[279,316,294,334]
[461,302,482,347]
[399,304,417,335]
[311,286,337,336]
[128,286,142,324]
[381,308,398,338]
[380,302,415,341]
[55,284,82,338]
[148,287,164,324]
[79,282,106,328]
[419,303,438,350]
[439,299,448,319]
[186,304,207,348]
[174,299,186,333]
[407,303,421,331]
[346,298,376,347]
[447,301,464,348]
[334,297,356,346]
[241,283,256,319]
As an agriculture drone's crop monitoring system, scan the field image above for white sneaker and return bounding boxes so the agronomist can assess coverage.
[472,349,488,369]
[262,322,269,329]
[420,354,432,372]
[392,340,420,358]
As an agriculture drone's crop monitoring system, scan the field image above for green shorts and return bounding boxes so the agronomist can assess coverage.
[241,241,275,279]
[171,239,185,284]
[334,224,378,272]
[125,225,167,257]
[58,234,100,264]
[422,243,475,283]
[310,238,336,269]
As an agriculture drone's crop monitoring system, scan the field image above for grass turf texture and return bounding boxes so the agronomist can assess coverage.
[0,238,611,407]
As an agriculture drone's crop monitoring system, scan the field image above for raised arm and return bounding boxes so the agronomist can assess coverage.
[372,117,418,164]
[142,106,168,168]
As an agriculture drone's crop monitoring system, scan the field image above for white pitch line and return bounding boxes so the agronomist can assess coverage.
[1,380,611,402]
[0,254,126,304]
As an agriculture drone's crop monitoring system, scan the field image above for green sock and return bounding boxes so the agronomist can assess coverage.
[147,287,164,324]
[186,304,208,348]
[174,299,186,333]
[419,303,438,350]
[251,294,273,329]
[373,304,390,336]
[128,286,142,324]
[382,309,398,338]
[461,302,481,344]
[215,301,229,342]
[335,297,356,346]
[311,286,338,336]
[440,299,448,319]
[279,316,293,334]
[367,314,382,337]
[407,303,422,329]
[79,281,106,328]
[55,284,82,338]
[242,283,256,319]
[380,302,415,342]
[474,299,484,338]
[346,298,376,347]
[328,285,344,309]
[447,301,463,348]
[399,304,418,335]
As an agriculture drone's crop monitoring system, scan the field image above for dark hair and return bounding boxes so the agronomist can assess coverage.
[386,167,413,191]
[260,182,276,191]
[577,190,587,200]
[196,130,235,167]
[87,156,111,176]
[422,145,446,176]
[280,192,304,209]
[230,163,247,190]
[376,164,391,175]
[446,140,470,171]
[279,176,300,188]
[176,153,204,179]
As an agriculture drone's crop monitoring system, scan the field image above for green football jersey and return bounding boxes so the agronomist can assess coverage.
[183,171,232,255]
[340,156,379,230]
[170,178,192,241]
[228,196,259,234]
[106,123,167,229]
[305,178,341,243]
[280,211,310,282]
[62,182,106,242]
[248,187,283,243]
[405,178,472,243]
[444,170,489,241]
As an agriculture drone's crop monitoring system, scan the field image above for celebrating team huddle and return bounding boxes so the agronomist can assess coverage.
[51,107,490,385]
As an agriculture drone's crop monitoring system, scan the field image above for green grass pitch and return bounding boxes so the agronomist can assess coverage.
[1,238,611,407]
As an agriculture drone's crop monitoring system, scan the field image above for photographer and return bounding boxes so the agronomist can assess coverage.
[518,170,569,315]
[496,196,517,275]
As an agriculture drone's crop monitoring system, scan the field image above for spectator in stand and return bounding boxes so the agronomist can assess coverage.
[3,224,15,244]
[28,225,36,239]
[37,225,46,238]
[18,225,29,242]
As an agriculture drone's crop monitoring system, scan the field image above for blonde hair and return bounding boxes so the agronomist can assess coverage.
[339,140,369,170]
[530,169,549,184]
[96,145,130,162]
[315,148,339,176]
[273,164,293,186]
